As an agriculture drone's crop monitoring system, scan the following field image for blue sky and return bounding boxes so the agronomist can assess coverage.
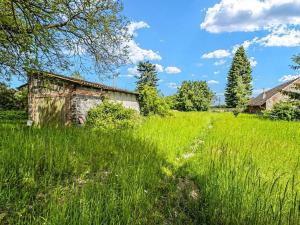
[115,0,300,100]
[11,0,300,101]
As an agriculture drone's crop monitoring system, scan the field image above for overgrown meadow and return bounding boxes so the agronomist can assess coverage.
[1,112,300,224]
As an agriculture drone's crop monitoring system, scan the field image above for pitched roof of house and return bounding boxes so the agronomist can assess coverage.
[249,78,299,106]
[25,71,139,95]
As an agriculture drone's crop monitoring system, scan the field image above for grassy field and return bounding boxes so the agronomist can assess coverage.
[187,113,300,225]
[0,112,300,224]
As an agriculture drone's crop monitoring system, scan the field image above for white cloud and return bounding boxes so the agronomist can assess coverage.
[241,39,254,50]
[126,21,162,64]
[128,63,180,76]
[231,26,300,48]
[258,26,300,47]
[214,59,226,66]
[207,80,219,84]
[279,74,300,82]
[127,21,150,36]
[204,41,259,69]
[232,38,258,54]
[155,64,164,73]
[167,82,180,89]
[204,44,257,68]
[249,57,258,67]
[202,49,231,59]
[214,71,220,75]
[252,88,271,96]
[252,89,263,95]
[206,28,300,57]
[128,64,164,77]
[119,74,135,78]
[201,1,300,48]
[127,66,139,76]
[201,0,300,33]
[165,66,182,74]
[127,41,162,64]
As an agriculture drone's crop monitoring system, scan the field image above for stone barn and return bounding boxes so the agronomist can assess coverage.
[26,71,140,126]
[248,77,300,113]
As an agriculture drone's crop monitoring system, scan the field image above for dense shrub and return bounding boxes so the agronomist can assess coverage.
[86,101,141,130]
[0,110,27,121]
[139,85,170,116]
[296,106,300,118]
[164,95,177,110]
[176,81,215,112]
[0,83,28,110]
[264,102,300,121]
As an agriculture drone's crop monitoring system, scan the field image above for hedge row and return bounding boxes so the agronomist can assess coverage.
[0,111,27,121]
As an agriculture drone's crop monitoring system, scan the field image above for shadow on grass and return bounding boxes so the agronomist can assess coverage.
[0,125,204,225]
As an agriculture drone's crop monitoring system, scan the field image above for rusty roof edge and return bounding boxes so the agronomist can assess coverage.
[28,70,139,96]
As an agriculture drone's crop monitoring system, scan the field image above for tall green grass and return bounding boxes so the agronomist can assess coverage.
[186,113,300,225]
[0,112,209,225]
[0,127,163,224]
[1,112,300,224]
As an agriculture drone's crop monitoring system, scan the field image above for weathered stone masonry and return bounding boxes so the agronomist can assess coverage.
[28,71,140,126]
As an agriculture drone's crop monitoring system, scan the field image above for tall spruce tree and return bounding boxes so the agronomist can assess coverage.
[225,46,252,108]
[136,61,159,91]
[135,61,169,116]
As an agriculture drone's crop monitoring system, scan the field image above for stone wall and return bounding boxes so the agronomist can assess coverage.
[266,92,288,109]
[107,91,140,111]
[28,75,74,125]
[29,73,140,125]
[266,79,300,109]
[73,86,140,124]
[72,87,103,124]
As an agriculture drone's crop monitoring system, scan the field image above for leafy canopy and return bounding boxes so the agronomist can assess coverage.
[225,46,252,109]
[138,85,170,117]
[176,81,215,112]
[0,83,27,110]
[135,61,169,116]
[0,0,130,80]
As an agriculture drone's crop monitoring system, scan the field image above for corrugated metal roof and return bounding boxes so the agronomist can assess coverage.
[28,71,139,96]
[249,78,299,106]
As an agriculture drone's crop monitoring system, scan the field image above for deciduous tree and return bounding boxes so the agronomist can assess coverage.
[0,83,27,110]
[0,0,130,80]
[138,85,170,116]
[176,81,214,111]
